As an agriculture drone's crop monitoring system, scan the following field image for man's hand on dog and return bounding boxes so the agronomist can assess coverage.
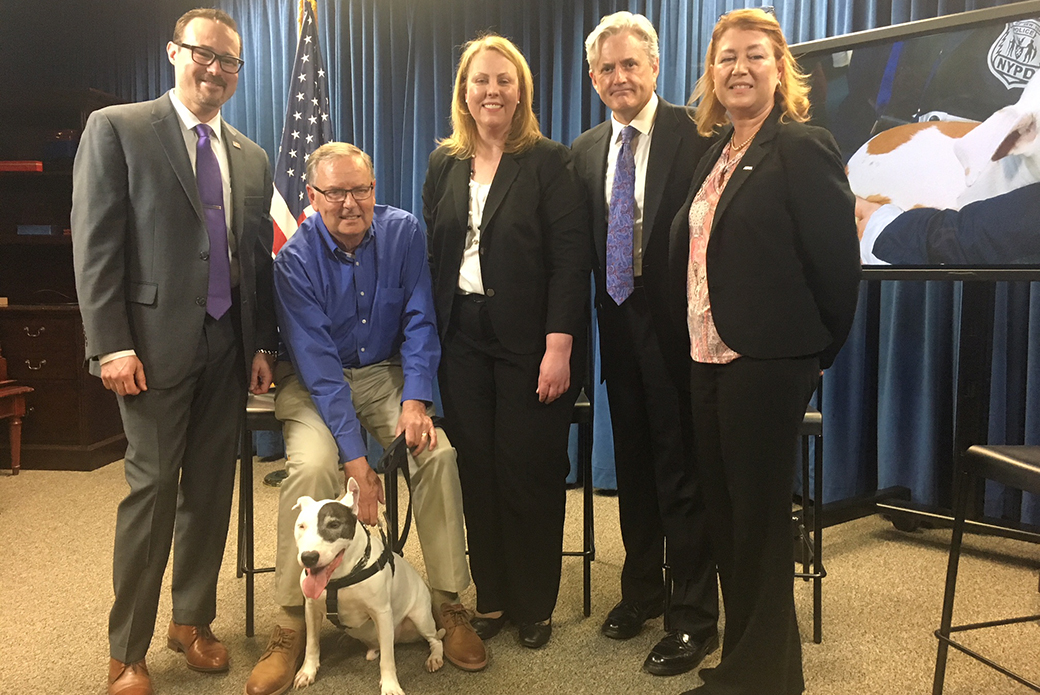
[344,457,384,526]
[397,399,437,455]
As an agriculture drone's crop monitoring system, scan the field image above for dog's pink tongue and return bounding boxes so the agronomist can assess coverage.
[302,551,344,600]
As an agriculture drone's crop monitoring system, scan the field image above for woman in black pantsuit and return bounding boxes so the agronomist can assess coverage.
[422,34,589,650]
[666,9,861,694]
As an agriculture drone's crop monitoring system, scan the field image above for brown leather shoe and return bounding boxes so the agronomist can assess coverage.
[244,626,305,695]
[166,621,229,672]
[437,603,488,671]
[108,658,153,695]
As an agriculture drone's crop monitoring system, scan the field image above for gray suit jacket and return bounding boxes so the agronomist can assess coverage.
[72,93,277,389]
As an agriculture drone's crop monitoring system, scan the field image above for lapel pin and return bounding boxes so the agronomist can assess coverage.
[232,141,241,149]
[742,165,753,171]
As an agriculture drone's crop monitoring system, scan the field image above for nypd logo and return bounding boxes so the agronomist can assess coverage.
[988,19,1040,89]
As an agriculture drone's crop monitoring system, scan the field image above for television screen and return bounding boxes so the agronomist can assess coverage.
[792,0,1040,277]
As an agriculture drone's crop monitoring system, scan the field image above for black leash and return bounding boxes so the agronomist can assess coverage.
[374,418,445,554]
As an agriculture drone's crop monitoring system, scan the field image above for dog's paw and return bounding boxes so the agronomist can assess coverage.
[435,628,445,639]
[366,647,380,661]
[425,653,444,672]
[380,680,405,695]
[293,664,317,689]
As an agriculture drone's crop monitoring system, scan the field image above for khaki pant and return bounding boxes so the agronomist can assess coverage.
[272,359,470,607]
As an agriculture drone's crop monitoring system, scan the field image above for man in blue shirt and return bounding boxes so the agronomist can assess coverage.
[245,143,485,695]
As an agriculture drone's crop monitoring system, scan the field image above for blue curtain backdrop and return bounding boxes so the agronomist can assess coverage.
[4,0,1036,522]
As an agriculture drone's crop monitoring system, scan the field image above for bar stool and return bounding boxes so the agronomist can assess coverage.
[237,388,597,636]
[236,392,278,638]
[933,444,1040,693]
[794,406,825,644]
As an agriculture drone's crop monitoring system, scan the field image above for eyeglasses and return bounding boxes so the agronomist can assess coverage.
[718,5,776,20]
[173,41,244,74]
[311,184,374,203]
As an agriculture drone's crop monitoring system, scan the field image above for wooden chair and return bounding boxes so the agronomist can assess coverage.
[0,345,34,475]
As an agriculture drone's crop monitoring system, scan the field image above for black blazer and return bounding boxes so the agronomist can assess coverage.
[667,106,861,370]
[571,97,712,382]
[422,138,590,356]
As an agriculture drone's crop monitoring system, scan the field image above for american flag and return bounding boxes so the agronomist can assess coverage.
[270,0,333,253]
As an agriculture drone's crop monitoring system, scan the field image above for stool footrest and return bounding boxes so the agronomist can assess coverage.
[936,628,1040,692]
[947,613,1040,633]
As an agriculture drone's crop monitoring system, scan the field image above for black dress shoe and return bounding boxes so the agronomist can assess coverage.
[517,620,552,649]
[643,631,720,676]
[600,599,665,640]
[470,614,507,640]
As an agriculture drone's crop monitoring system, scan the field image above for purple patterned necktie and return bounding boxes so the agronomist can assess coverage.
[194,124,232,320]
[607,125,637,305]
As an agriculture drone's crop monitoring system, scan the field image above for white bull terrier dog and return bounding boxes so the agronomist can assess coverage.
[292,478,444,695]
[847,69,1040,212]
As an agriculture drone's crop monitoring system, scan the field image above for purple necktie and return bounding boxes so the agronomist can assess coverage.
[606,125,637,305]
[194,124,232,320]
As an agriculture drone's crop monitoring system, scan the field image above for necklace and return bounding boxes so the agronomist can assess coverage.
[730,129,758,151]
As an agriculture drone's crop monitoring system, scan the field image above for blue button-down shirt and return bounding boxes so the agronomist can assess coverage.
[273,205,440,463]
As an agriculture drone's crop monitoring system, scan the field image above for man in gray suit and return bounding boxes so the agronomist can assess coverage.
[71,9,277,695]
[570,11,719,677]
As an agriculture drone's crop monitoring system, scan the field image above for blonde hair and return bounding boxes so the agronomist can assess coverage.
[584,11,659,69]
[305,142,374,184]
[690,8,810,137]
[438,34,542,158]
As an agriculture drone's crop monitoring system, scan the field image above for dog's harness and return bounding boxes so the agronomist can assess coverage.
[324,523,396,629]
[323,420,444,629]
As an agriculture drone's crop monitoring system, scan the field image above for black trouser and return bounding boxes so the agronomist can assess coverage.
[689,355,819,695]
[599,286,718,638]
[439,294,579,624]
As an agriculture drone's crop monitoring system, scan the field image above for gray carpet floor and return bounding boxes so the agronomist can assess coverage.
[1,456,1039,695]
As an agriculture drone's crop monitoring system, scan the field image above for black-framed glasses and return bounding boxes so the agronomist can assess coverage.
[718,5,776,20]
[173,41,245,74]
[312,184,374,203]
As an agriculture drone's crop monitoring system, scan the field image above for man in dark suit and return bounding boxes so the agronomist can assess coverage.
[570,11,719,676]
[71,9,277,695]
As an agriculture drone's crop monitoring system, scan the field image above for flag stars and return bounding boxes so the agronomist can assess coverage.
[289,149,297,158]
[302,54,310,63]
[287,168,295,177]
[321,112,328,121]
[298,73,306,82]
[306,134,314,143]
[292,130,300,139]
[308,115,317,125]
[304,35,312,44]
[311,98,319,106]
[293,111,302,121]
[318,68,325,78]
[296,92,305,101]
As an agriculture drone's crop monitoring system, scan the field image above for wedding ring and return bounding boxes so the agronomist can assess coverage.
[421,431,429,438]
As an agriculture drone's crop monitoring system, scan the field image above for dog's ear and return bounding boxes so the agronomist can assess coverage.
[342,477,361,513]
[293,495,316,512]
[956,107,1036,186]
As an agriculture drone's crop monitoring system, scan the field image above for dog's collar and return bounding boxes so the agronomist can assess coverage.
[324,523,396,629]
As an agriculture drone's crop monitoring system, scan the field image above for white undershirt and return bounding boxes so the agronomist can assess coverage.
[458,178,490,295]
